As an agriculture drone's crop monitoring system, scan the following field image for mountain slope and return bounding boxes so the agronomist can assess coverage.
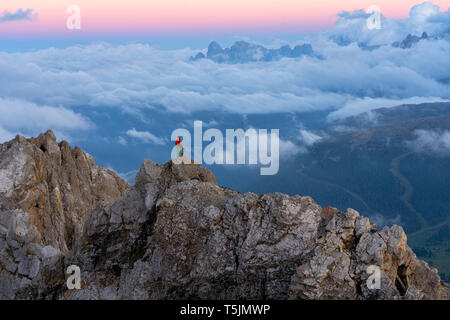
[0,132,448,299]
[235,103,450,281]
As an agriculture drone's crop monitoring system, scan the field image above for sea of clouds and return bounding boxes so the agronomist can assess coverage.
[328,1,450,46]
[0,2,449,145]
[406,129,450,156]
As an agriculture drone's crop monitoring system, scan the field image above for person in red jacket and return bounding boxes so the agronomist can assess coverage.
[175,136,184,157]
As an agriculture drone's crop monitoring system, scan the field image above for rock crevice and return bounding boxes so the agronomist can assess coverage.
[0,132,448,300]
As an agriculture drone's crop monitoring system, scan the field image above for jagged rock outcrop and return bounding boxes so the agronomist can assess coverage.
[0,132,449,300]
[0,130,128,252]
[0,131,128,299]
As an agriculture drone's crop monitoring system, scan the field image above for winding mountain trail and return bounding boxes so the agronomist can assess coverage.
[389,152,429,231]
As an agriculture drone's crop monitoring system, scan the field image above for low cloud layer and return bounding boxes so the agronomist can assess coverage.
[0,98,92,143]
[406,130,450,156]
[369,213,402,227]
[297,129,323,146]
[0,2,448,141]
[125,128,165,145]
[279,139,307,158]
[0,38,448,119]
[329,2,450,46]
[328,96,448,121]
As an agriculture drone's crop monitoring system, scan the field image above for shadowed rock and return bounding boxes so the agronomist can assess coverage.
[0,131,448,300]
[0,130,128,252]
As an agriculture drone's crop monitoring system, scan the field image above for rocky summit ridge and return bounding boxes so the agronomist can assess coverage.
[0,131,448,300]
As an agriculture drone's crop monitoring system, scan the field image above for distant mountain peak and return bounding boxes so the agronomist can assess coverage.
[191,40,318,63]
[392,32,429,49]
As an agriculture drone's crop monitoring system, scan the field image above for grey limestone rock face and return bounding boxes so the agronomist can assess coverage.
[0,132,128,299]
[0,209,63,299]
[56,158,449,300]
[0,132,448,300]
[0,130,129,252]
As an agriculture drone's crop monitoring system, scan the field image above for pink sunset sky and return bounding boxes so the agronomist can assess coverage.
[1,0,449,37]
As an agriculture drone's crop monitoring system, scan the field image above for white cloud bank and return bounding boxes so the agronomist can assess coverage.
[1,38,448,120]
[406,130,450,156]
[0,2,449,141]
[328,2,450,46]
[279,139,307,158]
[328,96,448,121]
[297,129,323,146]
[125,128,165,145]
[0,98,92,143]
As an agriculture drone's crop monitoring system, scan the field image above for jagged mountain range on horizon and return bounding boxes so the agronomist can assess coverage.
[192,31,443,63]
[0,130,448,299]
[190,40,319,63]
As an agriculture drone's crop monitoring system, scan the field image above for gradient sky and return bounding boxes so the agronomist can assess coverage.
[1,0,449,37]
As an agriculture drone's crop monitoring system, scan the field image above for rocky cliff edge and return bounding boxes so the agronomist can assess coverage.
[0,131,448,299]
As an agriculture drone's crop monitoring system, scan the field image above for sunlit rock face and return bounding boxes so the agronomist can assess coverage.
[0,130,128,252]
[0,132,448,300]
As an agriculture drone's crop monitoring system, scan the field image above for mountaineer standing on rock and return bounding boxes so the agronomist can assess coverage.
[176,136,184,157]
